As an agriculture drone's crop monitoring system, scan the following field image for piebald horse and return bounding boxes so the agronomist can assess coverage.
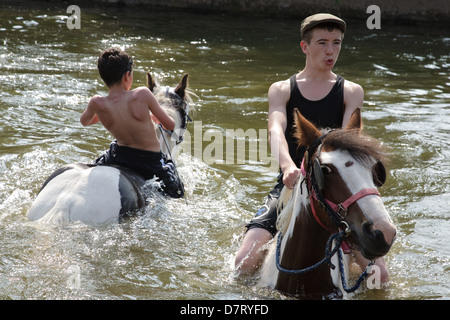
[27,74,192,224]
[260,109,396,299]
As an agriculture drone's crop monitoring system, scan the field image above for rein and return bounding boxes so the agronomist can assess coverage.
[275,226,374,293]
[158,124,186,203]
[157,87,192,202]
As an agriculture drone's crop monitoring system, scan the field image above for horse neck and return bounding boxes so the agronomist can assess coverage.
[275,184,335,296]
[280,202,332,270]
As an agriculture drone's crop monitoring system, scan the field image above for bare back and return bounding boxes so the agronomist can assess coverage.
[81,86,175,152]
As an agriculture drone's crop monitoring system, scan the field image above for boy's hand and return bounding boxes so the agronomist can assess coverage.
[282,165,301,189]
[151,114,160,124]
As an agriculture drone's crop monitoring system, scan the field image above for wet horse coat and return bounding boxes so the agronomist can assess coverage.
[260,109,396,298]
[27,74,192,224]
[27,163,146,223]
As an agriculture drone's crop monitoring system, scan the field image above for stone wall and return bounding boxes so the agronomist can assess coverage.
[96,0,449,23]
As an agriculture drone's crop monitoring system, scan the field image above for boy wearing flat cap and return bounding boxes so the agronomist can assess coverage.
[235,13,389,283]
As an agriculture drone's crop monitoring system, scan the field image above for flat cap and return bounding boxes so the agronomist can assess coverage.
[301,13,346,38]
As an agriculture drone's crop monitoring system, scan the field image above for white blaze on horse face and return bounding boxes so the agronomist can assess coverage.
[320,149,396,245]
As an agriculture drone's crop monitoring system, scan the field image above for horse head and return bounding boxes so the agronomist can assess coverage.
[293,108,396,260]
[147,73,193,159]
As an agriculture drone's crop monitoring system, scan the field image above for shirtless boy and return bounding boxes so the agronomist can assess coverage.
[81,47,184,198]
[235,14,389,282]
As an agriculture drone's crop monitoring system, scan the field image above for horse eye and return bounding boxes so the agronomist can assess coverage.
[321,165,333,175]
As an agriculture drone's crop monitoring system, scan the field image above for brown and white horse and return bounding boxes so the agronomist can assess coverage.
[260,109,396,299]
[27,74,192,224]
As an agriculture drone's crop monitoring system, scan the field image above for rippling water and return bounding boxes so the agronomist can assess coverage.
[0,2,449,300]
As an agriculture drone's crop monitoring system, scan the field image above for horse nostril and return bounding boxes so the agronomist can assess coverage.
[362,221,377,240]
[361,221,393,255]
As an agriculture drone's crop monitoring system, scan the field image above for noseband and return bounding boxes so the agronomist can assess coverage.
[300,133,381,230]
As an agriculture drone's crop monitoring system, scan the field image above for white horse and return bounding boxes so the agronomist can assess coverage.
[260,109,396,298]
[27,74,192,224]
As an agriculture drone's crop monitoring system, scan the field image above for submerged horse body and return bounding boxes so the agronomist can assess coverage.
[27,74,192,224]
[260,109,396,298]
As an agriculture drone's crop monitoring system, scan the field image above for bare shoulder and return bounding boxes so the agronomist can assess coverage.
[269,79,290,96]
[131,86,152,98]
[133,86,152,93]
[89,94,103,103]
[128,87,156,110]
[343,79,364,101]
[342,79,364,125]
[268,78,291,107]
[88,95,105,108]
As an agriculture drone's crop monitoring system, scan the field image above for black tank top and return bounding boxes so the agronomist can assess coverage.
[285,74,344,167]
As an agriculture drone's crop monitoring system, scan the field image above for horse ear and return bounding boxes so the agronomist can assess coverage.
[175,74,189,99]
[293,109,321,147]
[147,72,157,92]
[345,108,362,132]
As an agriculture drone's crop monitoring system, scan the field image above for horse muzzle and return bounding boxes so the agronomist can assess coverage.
[356,220,397,260]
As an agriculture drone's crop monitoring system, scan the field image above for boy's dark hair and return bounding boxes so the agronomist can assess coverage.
[302,22,344,44]
[97,47,133,87]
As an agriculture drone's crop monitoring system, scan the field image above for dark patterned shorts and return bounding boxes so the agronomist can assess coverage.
[245,178,284,236]
[95,140,184,198]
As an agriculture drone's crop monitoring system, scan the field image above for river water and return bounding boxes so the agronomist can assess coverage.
[0,2,449,300]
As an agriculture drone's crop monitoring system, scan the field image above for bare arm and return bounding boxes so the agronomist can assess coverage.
[342,80,364,128]
[80,96,101,126]
[268,81,300,189]
[141,88,175,131]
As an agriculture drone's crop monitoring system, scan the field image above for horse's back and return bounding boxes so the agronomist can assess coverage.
[27,163,144,224]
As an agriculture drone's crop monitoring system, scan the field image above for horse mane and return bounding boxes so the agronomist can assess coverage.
[276,185,295,235]
[152,84,194,107]
[322,128,387,167]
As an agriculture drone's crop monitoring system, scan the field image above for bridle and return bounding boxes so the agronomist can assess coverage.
[165,86,192,145]
[157,86,192,147]
[157,87,192,203]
